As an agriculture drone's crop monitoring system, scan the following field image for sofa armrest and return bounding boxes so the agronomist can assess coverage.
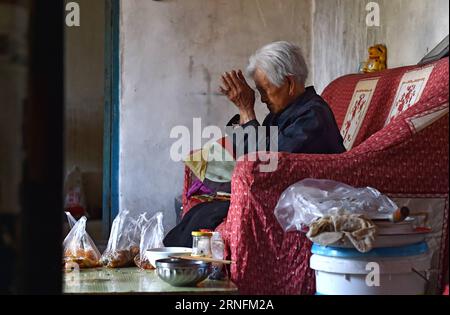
[223,114,448,294]
[230,112,447,212]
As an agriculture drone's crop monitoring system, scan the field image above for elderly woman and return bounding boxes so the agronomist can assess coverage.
[164,41,345,247]
[222,41,345,154]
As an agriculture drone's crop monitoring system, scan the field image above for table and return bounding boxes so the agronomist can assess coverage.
[63,267,238,295]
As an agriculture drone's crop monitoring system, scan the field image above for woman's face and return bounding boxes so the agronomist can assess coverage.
[253,68,292,114]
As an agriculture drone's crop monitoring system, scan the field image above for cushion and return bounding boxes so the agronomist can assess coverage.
[385,64,435,125]
[184,136,235,183]
[340,78,380,150]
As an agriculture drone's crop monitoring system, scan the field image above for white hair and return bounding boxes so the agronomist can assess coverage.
[246,41,308,87]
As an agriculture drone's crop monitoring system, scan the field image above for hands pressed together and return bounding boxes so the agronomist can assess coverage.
[219,70,256,125]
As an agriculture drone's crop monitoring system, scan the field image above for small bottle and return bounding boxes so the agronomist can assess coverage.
[209,232,226,280]
[191,231,213,257]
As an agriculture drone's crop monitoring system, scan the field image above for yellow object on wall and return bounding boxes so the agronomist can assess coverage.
[363,44,387,73]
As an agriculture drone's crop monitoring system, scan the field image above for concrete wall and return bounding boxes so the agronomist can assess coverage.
[65,0,105,218]
[119,0,312,231]
[313,0,450,93]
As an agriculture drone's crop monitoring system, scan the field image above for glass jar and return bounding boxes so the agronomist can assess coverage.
[191,231,213,257]
[209,232,227,280]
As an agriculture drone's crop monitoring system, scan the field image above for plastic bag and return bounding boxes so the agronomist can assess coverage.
[63,215,101,269]
[274,179,398,232]
[134,212,164,269]
[63,166,87,219]
[100,210,141,268]
[65,211,77,229]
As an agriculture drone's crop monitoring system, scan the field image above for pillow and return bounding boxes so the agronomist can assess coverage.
[184,136,235,183]
[385,65,434,125]
[340,78,380,150]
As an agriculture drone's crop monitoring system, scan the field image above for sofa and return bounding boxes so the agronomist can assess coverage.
[182,57,449,294]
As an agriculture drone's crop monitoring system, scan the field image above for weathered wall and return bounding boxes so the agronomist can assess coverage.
[313,0,449,93]
[119,0,312,231]
[65,0,105,218]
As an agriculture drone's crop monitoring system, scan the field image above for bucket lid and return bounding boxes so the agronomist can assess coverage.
[311,242,428,258]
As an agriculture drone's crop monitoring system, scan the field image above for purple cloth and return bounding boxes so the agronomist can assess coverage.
[186,179,214,199]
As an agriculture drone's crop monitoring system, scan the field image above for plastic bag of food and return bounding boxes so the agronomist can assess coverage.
[274,179,398,232]
[63,166,87,219]
[134,212,164,269]
[65,211,77,229]
[65,211,77,230]
[100,210,141,268]
[64,211,79,239]
[63,215,101,269]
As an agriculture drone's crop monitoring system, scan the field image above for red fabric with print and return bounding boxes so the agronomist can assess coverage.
[183,58,449,294]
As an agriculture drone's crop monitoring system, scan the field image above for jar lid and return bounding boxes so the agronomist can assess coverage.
[192,231,213,237]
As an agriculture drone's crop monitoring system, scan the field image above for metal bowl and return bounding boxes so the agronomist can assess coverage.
[155,258,211,287]
[146,247,192,268]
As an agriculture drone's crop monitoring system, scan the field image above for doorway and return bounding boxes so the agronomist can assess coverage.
[63,0,119,245]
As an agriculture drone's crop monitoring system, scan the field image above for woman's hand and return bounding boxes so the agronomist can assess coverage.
[219,70,256,124]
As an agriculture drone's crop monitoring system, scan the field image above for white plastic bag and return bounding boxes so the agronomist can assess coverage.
[135,212,164,269]
[65,211,77,229]
[274,179,398,232]
[63,215,101,269]
[100,210,141,268]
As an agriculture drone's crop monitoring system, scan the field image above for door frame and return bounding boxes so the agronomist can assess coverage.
[103,0,120,237]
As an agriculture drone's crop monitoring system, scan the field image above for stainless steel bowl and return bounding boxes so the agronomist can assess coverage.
[155,258,211,287]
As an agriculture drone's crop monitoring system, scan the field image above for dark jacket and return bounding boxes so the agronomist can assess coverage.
[227,86,346,155]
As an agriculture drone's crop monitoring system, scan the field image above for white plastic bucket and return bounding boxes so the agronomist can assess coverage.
[310,242,432,295]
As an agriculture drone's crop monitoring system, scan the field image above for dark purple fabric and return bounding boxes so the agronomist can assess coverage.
[186,179,214,199]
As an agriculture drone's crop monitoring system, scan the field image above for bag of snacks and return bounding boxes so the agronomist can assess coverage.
[65,211,77,229]
[134,212,164,269]
[63,216,101,269]
[100,210,141,268]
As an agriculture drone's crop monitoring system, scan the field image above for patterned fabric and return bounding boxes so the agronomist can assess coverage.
[340,78,380,150]
[385,65,435,125]
[182,58,449,294]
